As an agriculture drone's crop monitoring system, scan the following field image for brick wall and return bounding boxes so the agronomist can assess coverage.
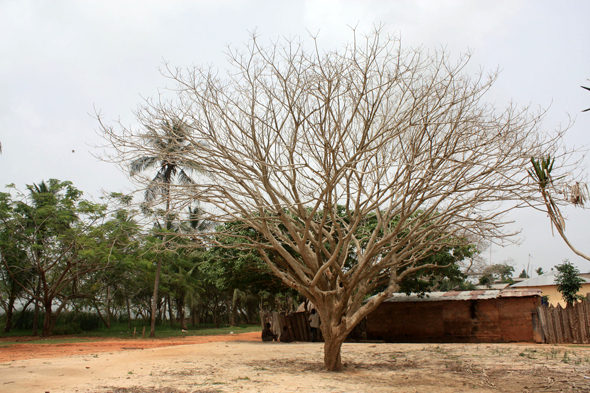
[366,296,541,343]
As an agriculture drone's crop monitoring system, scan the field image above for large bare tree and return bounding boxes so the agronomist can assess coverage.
[100,31,576,371]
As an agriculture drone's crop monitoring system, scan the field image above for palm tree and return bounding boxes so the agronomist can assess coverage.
[129,119,205,338]
[130,120,203,216]
[529,156,590,261]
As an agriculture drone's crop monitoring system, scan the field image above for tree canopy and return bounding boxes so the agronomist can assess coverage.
[555,260,585,306]
[100,30,576,371]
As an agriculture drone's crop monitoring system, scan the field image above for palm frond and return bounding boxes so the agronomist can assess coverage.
[130,156,159,176]
[186,205,215,232]
[145,171,168,201]
[529,156,556,189]
[177,169,197,186]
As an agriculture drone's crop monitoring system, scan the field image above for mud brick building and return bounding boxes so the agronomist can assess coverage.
[366,289,543,343]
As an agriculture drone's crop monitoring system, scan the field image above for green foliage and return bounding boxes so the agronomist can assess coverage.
[203,220,301,313]
[0,179,135,336]
[478,274,493,286]
[398,242,477,295]
[528,156,555,189]
[479,263,515,285]
[219,211,477,299]
[555,260,585,305]
[536,267,544,276]
[519,269,529,279]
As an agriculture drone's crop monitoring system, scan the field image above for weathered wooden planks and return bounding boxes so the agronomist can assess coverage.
[537,301,590,343]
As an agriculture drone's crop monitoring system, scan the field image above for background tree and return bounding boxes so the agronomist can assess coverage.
[555,259,585,306]
[0,180,115,336]
[0,226,31,332]
[129,119,204,338]
[536,267,544,276]
[386,237,476,294]
[85,203,142,329]
[518,269,529,279]
[101,31,576,371]
[205,220,302,324]
[478,263,515,286]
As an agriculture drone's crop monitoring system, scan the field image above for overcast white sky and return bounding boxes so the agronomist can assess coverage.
[1,0,589,275]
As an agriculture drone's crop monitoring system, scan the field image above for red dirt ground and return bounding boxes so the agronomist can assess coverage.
[0,331,261,362]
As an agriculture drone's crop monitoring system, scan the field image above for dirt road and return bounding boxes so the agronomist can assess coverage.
[0,331,261,362]
[2,334,590,392]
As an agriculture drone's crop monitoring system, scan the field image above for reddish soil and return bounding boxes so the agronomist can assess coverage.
[0,331,261,362]
[2,335,590,392]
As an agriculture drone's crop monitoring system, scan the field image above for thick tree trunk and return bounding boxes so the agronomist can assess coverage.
[41,303,53,337]
[320,317,348,371]
[150,257,162,338]
[315,298,359,371]
[3,294,16,332]
[323,338,344,371]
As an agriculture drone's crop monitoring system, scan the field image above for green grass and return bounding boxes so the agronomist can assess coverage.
[0,337,96,347]
[0,322,261,344]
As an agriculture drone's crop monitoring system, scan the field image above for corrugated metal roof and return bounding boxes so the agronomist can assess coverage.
[475,283,510,290]
[381,289,541,303]
[511,271,590,288]
[498,289,543,298]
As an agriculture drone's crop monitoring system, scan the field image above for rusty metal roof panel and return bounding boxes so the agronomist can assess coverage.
[381,289,541,303]
[498,289,543,298]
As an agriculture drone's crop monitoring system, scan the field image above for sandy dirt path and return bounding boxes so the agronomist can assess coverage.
[0,331,261,362]
[2,335,590,392]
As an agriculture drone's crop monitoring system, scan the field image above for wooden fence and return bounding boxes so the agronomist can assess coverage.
[261,311,320,342]
[261,311,367,342]
[537,301,590,344]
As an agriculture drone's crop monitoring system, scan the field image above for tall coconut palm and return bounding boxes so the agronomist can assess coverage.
[130,120,203,218]
[129,119,205,338]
